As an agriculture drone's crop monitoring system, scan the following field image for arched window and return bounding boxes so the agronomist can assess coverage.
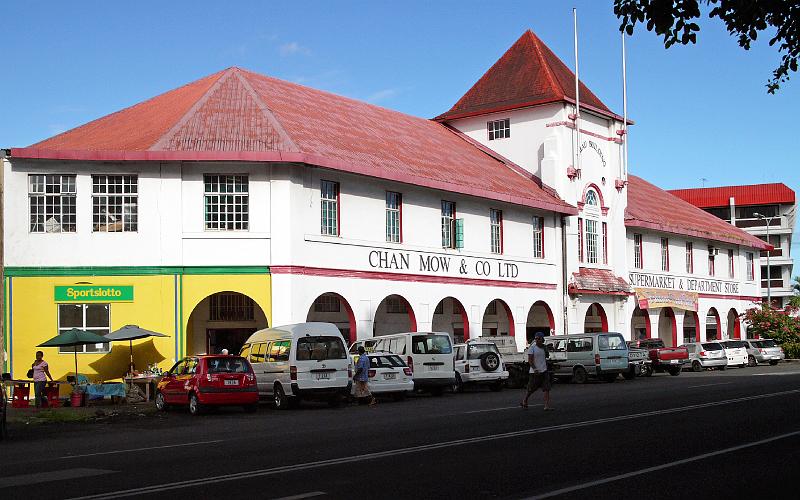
[585,189,599,207]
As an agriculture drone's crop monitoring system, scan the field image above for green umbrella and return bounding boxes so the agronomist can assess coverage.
[38,328,109,389]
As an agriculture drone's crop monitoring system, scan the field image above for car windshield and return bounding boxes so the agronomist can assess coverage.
[412,335,452,354]
[638,339,665,349]
[722,341,746,349]
[701,343,722,351]
[296,336,347,361]
[370,355,406,368]
[599,334,627,351]
[467,344,498,359]
[206,357,251,373]
[759,340,777,348]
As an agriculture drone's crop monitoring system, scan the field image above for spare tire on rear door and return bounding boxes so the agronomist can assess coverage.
[479,352,500,372]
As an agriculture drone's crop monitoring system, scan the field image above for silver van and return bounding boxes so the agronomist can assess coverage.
[544,332,629,383]
[241,322,351,409]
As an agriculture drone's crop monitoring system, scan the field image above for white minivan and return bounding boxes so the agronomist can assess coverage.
[365,332,456,396]
[240,322,352,409]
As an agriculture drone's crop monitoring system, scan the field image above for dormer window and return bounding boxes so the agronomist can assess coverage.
[488,119,510,140]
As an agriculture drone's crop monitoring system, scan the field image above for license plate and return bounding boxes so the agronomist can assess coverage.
[316,372,330,380]
[224,379,239,386]
[383,373,396,380]
[428,365,440,371]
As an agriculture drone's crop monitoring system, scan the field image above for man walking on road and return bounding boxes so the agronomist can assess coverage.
[520,332,553,410]
[353,346,377,406]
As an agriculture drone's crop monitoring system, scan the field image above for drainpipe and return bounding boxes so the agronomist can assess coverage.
[561,215,569,335]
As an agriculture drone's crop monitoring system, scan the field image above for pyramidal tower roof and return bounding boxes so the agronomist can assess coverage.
[435,30,614,121]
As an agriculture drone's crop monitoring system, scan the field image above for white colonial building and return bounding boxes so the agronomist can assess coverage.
[1,30,768,379]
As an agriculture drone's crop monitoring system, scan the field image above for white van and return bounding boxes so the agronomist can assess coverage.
[240,322,351,409]
[360,332,455,396]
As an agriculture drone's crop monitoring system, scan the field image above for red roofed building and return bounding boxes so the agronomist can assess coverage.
[668,183,796,308]
[0,30,772,379]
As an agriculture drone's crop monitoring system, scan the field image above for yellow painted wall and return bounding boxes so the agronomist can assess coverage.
[9,275,177,386]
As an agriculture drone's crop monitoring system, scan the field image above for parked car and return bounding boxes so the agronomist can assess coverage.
[348,338,379,354]
[544,332,629,383]
[452,340,509,392]
[155,355,258,415]
[743,339,785,366]
[624,346,651,379]
[681,342,727,372]
[242,322,352,409]
[472,335,529,388]
[627,338,687,376]
[719,340,749,368]
[350,352,414,400]
[366,332,456,396]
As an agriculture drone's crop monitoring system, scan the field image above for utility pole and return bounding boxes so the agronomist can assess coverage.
[754,212,775,307]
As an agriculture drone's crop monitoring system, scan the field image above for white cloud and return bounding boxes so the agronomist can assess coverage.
[365,88,400,104]
[279,41,311,57]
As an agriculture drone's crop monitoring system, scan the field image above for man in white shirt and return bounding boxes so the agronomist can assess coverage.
[520,332,553,410]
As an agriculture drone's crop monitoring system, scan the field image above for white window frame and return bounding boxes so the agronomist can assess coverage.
[28,174,77,233]
[633,234,643,269]
[490,209,503,254]
[532,216,544,259]
[204,174,249,231]
[441,201,455,248]
[728,249,735,278]
[92,175,138,232]
[57,303,110,353]
[586,219,598,264]
[661,237,670,271]
[686,242,694,273]
[321,180,339,236]
[386,191,402,243]
[487,118,510,140]
[746,252,754,281]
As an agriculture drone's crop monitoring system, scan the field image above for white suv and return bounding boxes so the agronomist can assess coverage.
[452,340,509,393]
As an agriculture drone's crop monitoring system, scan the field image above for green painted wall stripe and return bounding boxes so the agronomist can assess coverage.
[3,277,8,374]
[4,266,270,277]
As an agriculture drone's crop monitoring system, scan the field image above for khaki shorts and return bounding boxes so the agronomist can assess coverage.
[527,371,552,392]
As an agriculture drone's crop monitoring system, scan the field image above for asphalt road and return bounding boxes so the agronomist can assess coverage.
[2,363,800,499]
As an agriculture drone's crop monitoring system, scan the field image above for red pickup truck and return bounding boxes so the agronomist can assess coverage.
[627,339,688,376]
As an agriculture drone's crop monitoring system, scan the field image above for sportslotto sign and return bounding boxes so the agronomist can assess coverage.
[54,286,134,302]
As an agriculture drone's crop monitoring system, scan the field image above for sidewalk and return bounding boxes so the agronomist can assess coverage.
[6,400,158,426]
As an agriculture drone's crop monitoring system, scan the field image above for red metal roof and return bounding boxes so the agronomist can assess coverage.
[435,30,615,122]
[626,175,770,250]
[667,183,795,208]
[14,68,576,214]
[569,268,632,296]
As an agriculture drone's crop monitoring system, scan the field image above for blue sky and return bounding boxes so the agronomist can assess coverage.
[2,1,798,249]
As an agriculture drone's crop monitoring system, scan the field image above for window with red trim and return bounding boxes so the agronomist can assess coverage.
[746,252,754,281]
[320,180,339,236]
[709,254,715,276]
[602,222,608,264]
[633,233,642,269]
[490,209,503,254]
[661,238,669,271]
[686,242,693,273]
[728,249,735,278]
[532,216,544,259]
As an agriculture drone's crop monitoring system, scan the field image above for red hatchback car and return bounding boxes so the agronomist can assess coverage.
[155,355,259,415]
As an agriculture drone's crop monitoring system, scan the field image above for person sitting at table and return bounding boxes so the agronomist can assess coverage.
[31,350,53,408]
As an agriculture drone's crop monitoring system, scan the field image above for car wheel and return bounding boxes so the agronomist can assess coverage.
[572,367,588,384]
[489,380,503,392]
[243,403,258,413]
[692,360,702,373]
[274,385,289,410]
[668,367,681,376]
[154,391,169,411]
[748,355,757,367]
[188,393,204,415]
[430,386,444,397]
[479,352,501,372]
[392,392,406,402]
[453,373,464,394]
[770,360,779,366]
[641,365,653,377]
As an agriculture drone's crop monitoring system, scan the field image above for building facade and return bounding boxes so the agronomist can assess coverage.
[669,184,796,309]
[1,31,768,381]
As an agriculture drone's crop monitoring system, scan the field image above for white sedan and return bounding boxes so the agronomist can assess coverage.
[352,352,414,400]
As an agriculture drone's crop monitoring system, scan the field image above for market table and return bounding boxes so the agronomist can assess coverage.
[123,375,161,401]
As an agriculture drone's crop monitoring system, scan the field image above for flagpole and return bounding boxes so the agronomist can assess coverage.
[622,30,629,179]
[573,8,581,175]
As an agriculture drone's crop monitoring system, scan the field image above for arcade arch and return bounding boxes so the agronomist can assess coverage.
[525,301,554,344]
[373,294,416,336]
[481,299,514,339]
[432,297,469,344]
[584,303,608,333]
[306,292,356,344]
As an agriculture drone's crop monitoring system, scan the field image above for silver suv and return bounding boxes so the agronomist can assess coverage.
[742,339,785,366]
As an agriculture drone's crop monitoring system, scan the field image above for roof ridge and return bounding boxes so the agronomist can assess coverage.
[233,68,300,153]
[150,69,232,151]
[527,31,564,101]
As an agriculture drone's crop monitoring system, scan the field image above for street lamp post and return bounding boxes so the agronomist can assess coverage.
[754,212,776,307]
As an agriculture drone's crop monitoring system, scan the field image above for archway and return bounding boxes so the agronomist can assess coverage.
[682,311,699,344]
[481,299,515,338]
[186,291,268,356]
[657,308,677,347]
[432,297,469,344]
[631,306,650,340]
[373,294,416,336]
[584,303,608,333]
[727,308,741,340]
[526,301,555,343]
[306,292,356,344]
[706,308,721,341]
